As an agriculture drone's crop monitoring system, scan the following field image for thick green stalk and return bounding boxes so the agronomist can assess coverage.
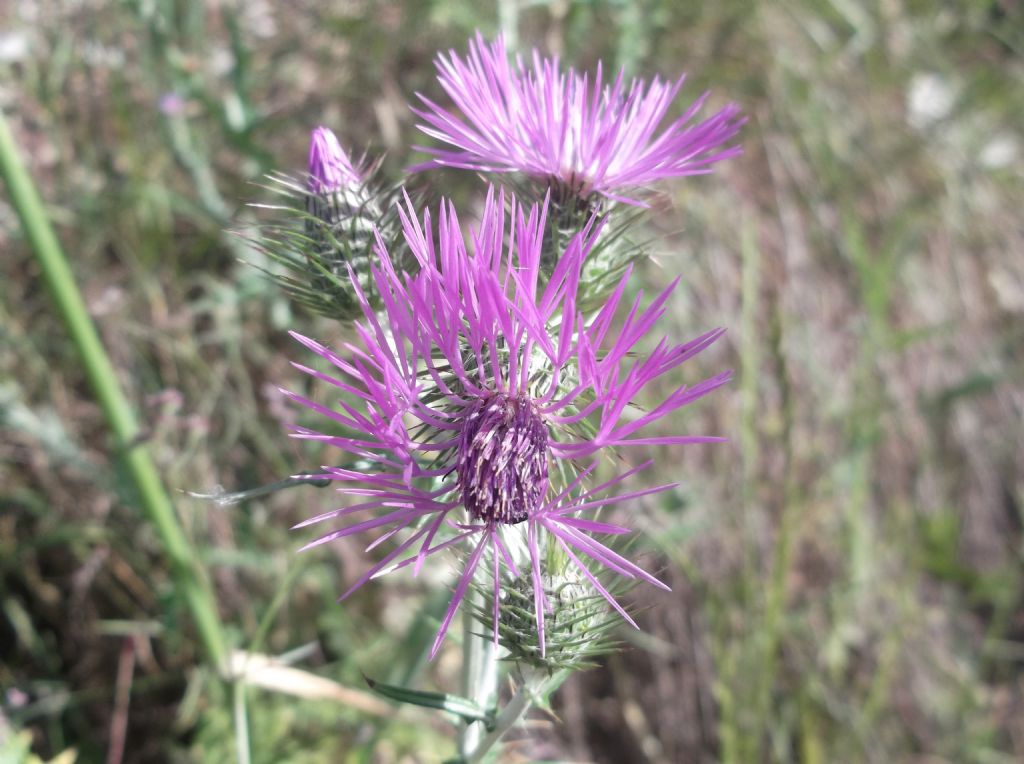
[459,593,497,756]
[464,667,568,763]
[0,112,228,670]
[465,684,531,764]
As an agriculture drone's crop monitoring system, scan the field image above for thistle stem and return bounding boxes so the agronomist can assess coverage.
[465,683,532,764]
[459,592,497,756]
[0,112,228,670]
[464,667,567,763]
[232,679,252,764]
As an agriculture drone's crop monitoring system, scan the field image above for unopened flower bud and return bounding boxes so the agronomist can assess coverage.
[301,127,381,317]
[251,126,401,320]
[478,561,619,673]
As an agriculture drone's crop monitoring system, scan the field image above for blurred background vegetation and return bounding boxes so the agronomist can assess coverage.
[1,0,1022,761]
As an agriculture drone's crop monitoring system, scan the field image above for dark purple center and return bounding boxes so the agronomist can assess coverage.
[456,394,549,525]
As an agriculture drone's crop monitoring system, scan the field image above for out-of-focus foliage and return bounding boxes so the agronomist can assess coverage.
[1,0,1022,761]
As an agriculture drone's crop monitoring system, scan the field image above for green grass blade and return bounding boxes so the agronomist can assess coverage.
[0,112,228,670]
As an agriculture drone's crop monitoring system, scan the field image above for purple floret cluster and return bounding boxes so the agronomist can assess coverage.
[283,34,742,658]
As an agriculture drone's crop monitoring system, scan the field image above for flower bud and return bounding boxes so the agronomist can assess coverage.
[252,127,400,320]
[301,127,383,318]
[476,560,621,673]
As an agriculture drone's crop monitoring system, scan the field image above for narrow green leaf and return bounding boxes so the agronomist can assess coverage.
[363,676,495,727]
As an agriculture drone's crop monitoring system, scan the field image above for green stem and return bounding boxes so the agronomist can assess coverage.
[233,679,252,764]
[464,668,565,763]
[0,112,228,670]
[465,684,532,764]
[497,0,520,51]
[459,594,497,756]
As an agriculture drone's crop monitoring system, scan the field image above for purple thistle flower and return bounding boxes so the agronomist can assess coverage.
[410,34,745,204]
[283,187,731,657]
[308,125,361,194]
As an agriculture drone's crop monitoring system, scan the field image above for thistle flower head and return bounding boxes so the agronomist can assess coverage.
[284,186,731,657]
[411,34,745,204]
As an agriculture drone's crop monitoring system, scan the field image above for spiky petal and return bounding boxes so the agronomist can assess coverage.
[411,34,745,204]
